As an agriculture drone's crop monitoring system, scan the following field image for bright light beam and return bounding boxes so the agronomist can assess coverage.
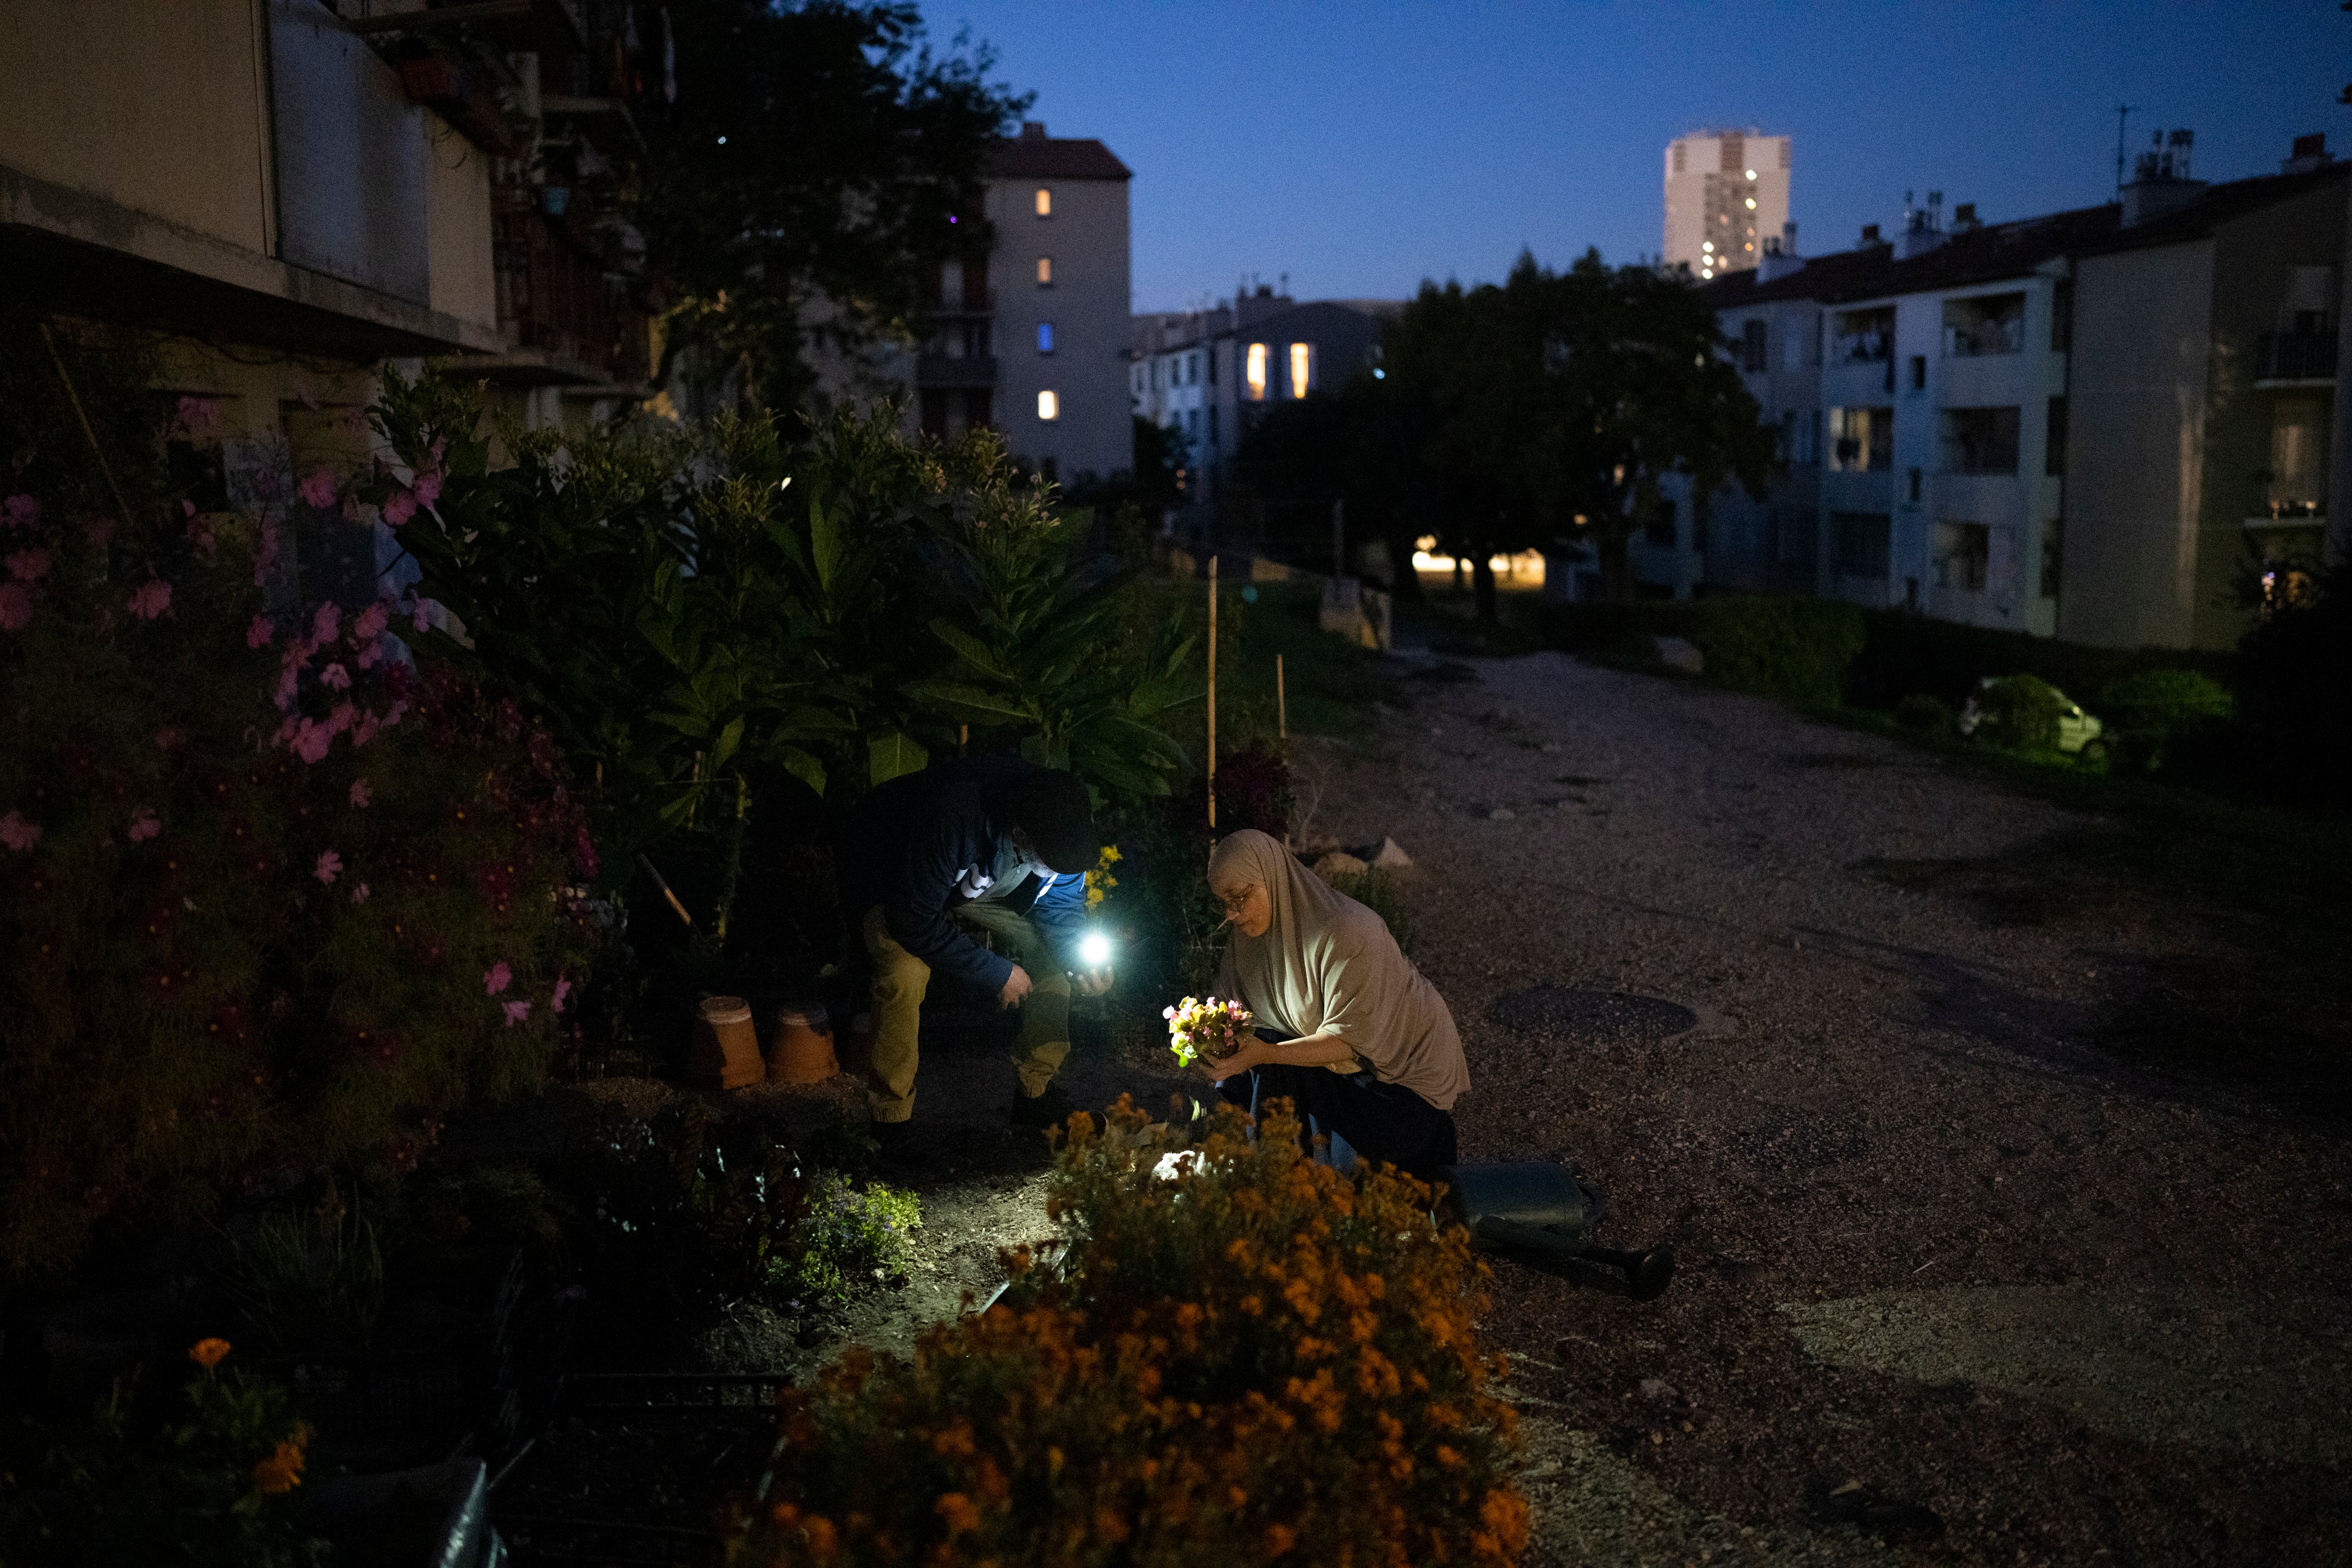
[1078,932,1113,969]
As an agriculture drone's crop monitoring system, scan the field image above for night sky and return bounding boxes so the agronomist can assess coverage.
[917,1,2352,312]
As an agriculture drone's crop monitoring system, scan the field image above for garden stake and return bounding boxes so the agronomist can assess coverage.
[1207,554,1218,831]
[637,854,694,928]
[1277,653,1287,745]
[41,322,139,540]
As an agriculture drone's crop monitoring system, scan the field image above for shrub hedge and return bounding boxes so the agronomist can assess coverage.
[1537,598,1865,707]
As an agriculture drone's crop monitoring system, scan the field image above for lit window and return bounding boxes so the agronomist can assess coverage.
[1743,168,1757,179]
[1745,198,1758,209]
[1034,187,1051,218]
[1702,242,1714,253]
[1037,390,1060,421]
[1288,343,1312,398]
[1036,256,1053,286]
[1038,322,1054,353]
[1246,342,1268,400]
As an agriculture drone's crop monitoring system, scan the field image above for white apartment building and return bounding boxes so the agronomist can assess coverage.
[1661,140,2350,651]
[1664,129,1792,280]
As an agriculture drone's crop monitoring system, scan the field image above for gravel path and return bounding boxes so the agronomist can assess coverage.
[1296,651,2352,1566]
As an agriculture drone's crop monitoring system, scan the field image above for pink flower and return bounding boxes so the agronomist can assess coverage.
[0,811,39,852]
[5,548,50,583]
[310,602,340,646]
[349,778,372,808]
[246,613,275,649]
[0,495,38,531]
[273,667,300,713]
[484,961,513,996]
[410,597,435,634]
[352,712,382,748]
[298,468,339,509]
[350,881,371,905]
[411,470,443,509]
[319,662,350,691]
[128,811,161,844]
[174,395,220,435]
[0,582,31,633]
[327,701,356,734]
[314,850,343,885]
[552,975,574,1014]
[127,579,172,620]
[252,464,280,498]
[503,999,532,1027]
[356,639,382,670]
[351,603,388,644]
[380,699,408,730]
[380,489,417,527]
[292,720,333,764]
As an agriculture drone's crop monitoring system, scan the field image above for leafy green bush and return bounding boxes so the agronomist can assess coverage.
[1681,599,1866,707]
[1325,866,1418,961]
[1894,693,1955,734]
[1844,609,2234,713]
[0,1340,323,1567]
[1966,674,2071,753]
[732,1096,1527,1567]
[777,1174,921,1308]
[1539,598,1865,707]
[2097,668,2235,775]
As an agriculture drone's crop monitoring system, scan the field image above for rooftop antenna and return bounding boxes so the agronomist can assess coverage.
[2114,103,2134,196]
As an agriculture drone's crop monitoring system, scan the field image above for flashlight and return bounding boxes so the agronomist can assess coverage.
[1077,931,1113,969]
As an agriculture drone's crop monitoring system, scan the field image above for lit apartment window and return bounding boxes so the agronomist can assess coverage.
[1245,342,1268,400]
[1036,256,1053,286]
[1034,187,1052,218]
[1288,342,1312,399]
[1038,322,1055,353]
[1037,389,1060,421]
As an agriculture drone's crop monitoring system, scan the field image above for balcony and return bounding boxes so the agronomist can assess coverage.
[2256,332,2337,383]
[486,210,651,385]
[916,355,999,388]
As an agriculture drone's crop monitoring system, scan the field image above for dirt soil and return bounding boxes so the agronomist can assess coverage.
[1299,651,2352,1566]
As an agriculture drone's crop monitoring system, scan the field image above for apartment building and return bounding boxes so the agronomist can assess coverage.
[1666,139,2348,651]
[1664,129,1792,280]
[900,123,1132,488]
[2,0,659,601]
[1130,292,1395,529]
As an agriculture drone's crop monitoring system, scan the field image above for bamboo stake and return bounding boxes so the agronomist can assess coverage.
[1206,555,1218,831]
[1277,654,1287,745]
[41,323,139,540]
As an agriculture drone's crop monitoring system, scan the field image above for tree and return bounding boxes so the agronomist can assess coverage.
[642,1,1029,414]
[1385,250,1776,615]
[1232,376,1441,604]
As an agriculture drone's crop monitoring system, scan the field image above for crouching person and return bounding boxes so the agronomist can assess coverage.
[839,759,1110,1165]
[1199,828,1467,1182]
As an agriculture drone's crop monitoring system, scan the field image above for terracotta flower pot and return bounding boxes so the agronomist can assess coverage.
[690,997,764,1091]
[767,1005,840,1085]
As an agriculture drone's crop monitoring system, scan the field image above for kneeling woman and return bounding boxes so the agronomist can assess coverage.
[1200,829,1468,1180]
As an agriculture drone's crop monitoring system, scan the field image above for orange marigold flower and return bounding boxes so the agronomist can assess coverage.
[1263,1523,1297,1555]
[189,1337,231,1369]
[934,1492,981,1536]
[251,1436,306,1495]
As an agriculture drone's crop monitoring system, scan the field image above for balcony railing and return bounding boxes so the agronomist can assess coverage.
[492,210,652,383]
[2257,332,2338,382]
[916,355,999,388]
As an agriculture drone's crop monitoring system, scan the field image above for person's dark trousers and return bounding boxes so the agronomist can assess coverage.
[1217,1062,1458,1183]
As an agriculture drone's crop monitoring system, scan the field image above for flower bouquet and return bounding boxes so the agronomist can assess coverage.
[1164,995,1253,1068]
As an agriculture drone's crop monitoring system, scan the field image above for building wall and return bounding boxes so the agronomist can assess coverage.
[1664,132,1791,279]
[2193,180,2347,644]
[0,0,275,258]
[2061,240,2215,648]
[425,132,497,330]
[991,171,1130,484]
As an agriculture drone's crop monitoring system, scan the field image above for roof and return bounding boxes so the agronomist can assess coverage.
[985,134,1130,182]
[1700,162,2350,310]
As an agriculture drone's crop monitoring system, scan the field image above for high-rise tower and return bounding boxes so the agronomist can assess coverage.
[1663,129,1791,279]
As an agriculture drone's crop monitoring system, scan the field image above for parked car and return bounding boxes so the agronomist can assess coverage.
[1957,674,2107,761]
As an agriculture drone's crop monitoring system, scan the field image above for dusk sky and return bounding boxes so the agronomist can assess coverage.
[917,1,2351,313]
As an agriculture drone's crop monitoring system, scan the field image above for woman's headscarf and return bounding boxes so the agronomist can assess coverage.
[1208,829,1468,1110]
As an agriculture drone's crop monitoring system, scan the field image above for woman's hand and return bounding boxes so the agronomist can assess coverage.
[1198,1039,1261,1083]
